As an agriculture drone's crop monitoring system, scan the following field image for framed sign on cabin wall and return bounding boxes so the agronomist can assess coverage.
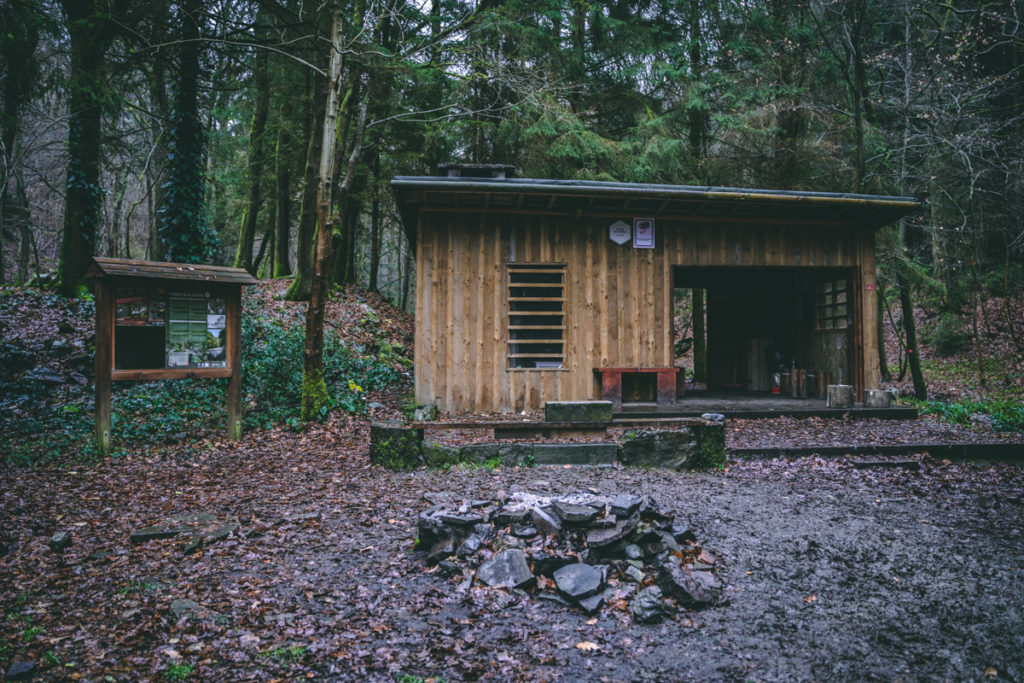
[634,218,655,248]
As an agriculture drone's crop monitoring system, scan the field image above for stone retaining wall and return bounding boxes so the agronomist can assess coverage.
[369,420,727,471]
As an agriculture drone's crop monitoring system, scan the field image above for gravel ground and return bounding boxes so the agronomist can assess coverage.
[4,426,1021,682]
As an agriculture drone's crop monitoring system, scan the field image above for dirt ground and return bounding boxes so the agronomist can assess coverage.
[2,418,1023,682]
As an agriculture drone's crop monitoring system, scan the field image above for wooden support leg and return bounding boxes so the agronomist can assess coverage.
[601,371,623,409]
[226,293,243,440]
[94,282,112,456]
[657,370,677,405]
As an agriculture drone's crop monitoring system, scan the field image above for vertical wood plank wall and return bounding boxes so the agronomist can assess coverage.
[415,211,879,412]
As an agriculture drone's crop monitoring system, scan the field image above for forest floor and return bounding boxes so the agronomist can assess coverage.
[2,282,1023,681]
[2,424,1023,681]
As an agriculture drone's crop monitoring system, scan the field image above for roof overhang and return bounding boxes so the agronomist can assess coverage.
[87,257,259,287]
[392,176,922,249]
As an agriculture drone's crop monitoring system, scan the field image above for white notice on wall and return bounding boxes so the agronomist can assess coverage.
[634,218,655,248]
[609,220,631,245]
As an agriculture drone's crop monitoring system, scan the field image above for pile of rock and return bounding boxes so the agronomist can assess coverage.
[417,491,725,623]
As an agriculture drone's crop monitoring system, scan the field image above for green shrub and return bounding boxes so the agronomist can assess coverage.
[917,399,1024,432]
[242,314,403,429]
[923,312,970,356]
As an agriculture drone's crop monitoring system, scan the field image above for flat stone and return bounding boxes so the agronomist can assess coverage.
[700,412,726,424]
[494,506,530,525]
[537,593,571,607]
[578,594,604,615]
[531,443,618,465]
[512,524,538,538]
[25,367,64,387]
[544,401,614,423]
[554,563,604,600]
[669,523,696,544]
[5,661,36,681]
[632,586,666,624]
[48,531,71,553]
[476,549,534,589]
[587,519,634,547]
[610,494,642,517]
[551,501,599,524]
[439,511,484,526]
[658,562,723,608]
[531,506,562,535]
[529,550,574,577]
[624,543,643,560]
[130,525,186,545]
[88,550,114,561]
[660,531,682,552]
[618,430,697,471]
[624,565,646,583]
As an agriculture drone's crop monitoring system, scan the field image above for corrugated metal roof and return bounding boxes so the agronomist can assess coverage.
[391,176,922,246]
[87,257,259,286]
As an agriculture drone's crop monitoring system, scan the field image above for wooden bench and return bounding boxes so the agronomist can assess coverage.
[595,367,681,408]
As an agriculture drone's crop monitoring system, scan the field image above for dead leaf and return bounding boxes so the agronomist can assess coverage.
[985,666,998,679]
[576,641,600,652]
[804,595,817,604]
[585,618,598,625]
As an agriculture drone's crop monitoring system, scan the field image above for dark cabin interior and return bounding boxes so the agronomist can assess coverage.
[673,266,854,394]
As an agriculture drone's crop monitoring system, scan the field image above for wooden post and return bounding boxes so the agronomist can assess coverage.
[226,291,242,440]
[94,281,113,455]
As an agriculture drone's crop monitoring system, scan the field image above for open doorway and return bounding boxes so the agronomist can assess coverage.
[671,267,855,397]
[672,287,707,390]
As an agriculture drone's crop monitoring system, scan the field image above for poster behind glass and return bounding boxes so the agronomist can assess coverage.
[114,288,227,370]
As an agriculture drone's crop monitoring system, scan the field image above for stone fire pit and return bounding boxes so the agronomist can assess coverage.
[417,490,725,623]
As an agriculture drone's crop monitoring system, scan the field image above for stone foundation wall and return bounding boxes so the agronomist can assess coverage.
[370,420,727,471]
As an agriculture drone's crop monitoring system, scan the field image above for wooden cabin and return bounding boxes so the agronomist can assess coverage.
[393,168,919,414]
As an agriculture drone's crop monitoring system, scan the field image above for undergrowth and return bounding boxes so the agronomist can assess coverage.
[2,308,405,465]
[912,398,1024,432]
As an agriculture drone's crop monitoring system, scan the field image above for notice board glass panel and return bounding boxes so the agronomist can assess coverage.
[114,287,227,370]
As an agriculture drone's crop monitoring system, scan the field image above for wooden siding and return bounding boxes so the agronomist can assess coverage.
[416,211,875,412]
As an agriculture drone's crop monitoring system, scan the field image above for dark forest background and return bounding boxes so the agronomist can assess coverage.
[1,0,1022,334]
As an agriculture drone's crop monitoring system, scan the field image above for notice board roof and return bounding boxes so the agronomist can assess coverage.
[392,176,922,246]
[87,257,259,286]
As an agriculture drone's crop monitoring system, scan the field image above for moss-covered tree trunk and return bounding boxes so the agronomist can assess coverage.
[58,0,110,296]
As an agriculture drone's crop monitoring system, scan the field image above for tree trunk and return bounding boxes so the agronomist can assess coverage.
[303,8,369,420]
[898,274,927,399]
[368,153,381,292]
[234,17,270,274]
[692,288,706,383]
[58,0,108,296]
[273,126,291,277]
[159,0,217,264]
[284,69,324,301]
[877,278,890,382]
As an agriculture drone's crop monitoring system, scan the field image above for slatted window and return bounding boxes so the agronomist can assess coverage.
[817,278,849,330]
[507,263,565,368]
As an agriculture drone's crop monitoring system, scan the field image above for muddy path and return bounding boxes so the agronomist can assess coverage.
[2,432,1023,681]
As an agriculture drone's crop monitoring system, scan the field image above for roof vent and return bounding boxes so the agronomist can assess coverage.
[438,163,517,179]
